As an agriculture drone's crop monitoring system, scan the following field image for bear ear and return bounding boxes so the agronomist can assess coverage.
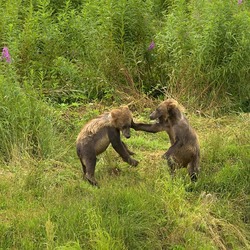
[121,106,129,112]
[110,109,119,120]
[166,99,185,113]
[166,99,178,110]
[118,106,132,117]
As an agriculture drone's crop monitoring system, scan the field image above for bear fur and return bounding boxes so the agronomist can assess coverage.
[76,106,138,186]
[132,99,200,181]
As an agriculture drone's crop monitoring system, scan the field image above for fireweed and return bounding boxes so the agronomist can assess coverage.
[1,47,11,63]
[148,41,155,50]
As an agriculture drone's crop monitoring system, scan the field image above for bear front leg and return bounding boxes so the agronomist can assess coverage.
[122,141,135,155]
[109,129,139,167]
[131,120,164,133]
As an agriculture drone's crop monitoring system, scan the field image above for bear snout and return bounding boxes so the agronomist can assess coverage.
[150,111,157,120]
[124,134,130,139]
[122,130,131,138]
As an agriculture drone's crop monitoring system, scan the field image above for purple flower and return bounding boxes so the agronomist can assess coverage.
[238,0,243,4]
[1,47,11,63]
[148,41,155,50]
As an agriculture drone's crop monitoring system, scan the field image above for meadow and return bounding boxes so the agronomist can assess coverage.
[0,100,249,249]
[0,0,250,249]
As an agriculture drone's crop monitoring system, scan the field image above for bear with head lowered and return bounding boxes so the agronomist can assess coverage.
[76,106,138,186]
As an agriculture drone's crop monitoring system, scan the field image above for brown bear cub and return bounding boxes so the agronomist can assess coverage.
[76,106,139,186]
[132,99,200,182]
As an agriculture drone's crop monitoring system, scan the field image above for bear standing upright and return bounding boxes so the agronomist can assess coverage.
[132,99,200,182]
[76,106,139,186]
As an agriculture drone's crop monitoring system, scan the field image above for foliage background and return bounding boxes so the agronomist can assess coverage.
[1,0,249,109]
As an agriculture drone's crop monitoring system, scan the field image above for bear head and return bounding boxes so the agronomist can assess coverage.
[110,106,132,138]
[150,98,182,121]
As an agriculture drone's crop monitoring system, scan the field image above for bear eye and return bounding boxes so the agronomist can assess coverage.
[156,108,161,114]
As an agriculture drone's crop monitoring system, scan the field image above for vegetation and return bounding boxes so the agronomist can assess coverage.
[1,0,249,109]
[0,107,249,249]
[0,0,249,249]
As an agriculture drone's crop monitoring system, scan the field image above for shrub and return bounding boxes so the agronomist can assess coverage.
[156,0,250,110]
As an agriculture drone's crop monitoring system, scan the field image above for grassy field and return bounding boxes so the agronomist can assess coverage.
[1,0,250,248]
[0,104,249,250]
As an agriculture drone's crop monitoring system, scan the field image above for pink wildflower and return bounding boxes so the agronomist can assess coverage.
[238,0,243,4]
[1,47,11,63]
[148,41,155,50]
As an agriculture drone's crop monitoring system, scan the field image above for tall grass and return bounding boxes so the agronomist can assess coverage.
[0,0,154,102]
[1,0,249,110]
[156,0,250,110]
[0,65,58,162]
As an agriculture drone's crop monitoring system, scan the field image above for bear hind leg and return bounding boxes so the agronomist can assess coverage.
[164,154,176,178]
[188,158,199,182]
[79,158,86,177]
[84,155,99,187]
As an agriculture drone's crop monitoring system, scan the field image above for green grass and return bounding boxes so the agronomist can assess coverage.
[1,0,249,248]
[0,105,249,250]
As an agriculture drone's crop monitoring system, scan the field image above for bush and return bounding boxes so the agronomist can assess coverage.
[1,0,249,110]
[155,0,250,110]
